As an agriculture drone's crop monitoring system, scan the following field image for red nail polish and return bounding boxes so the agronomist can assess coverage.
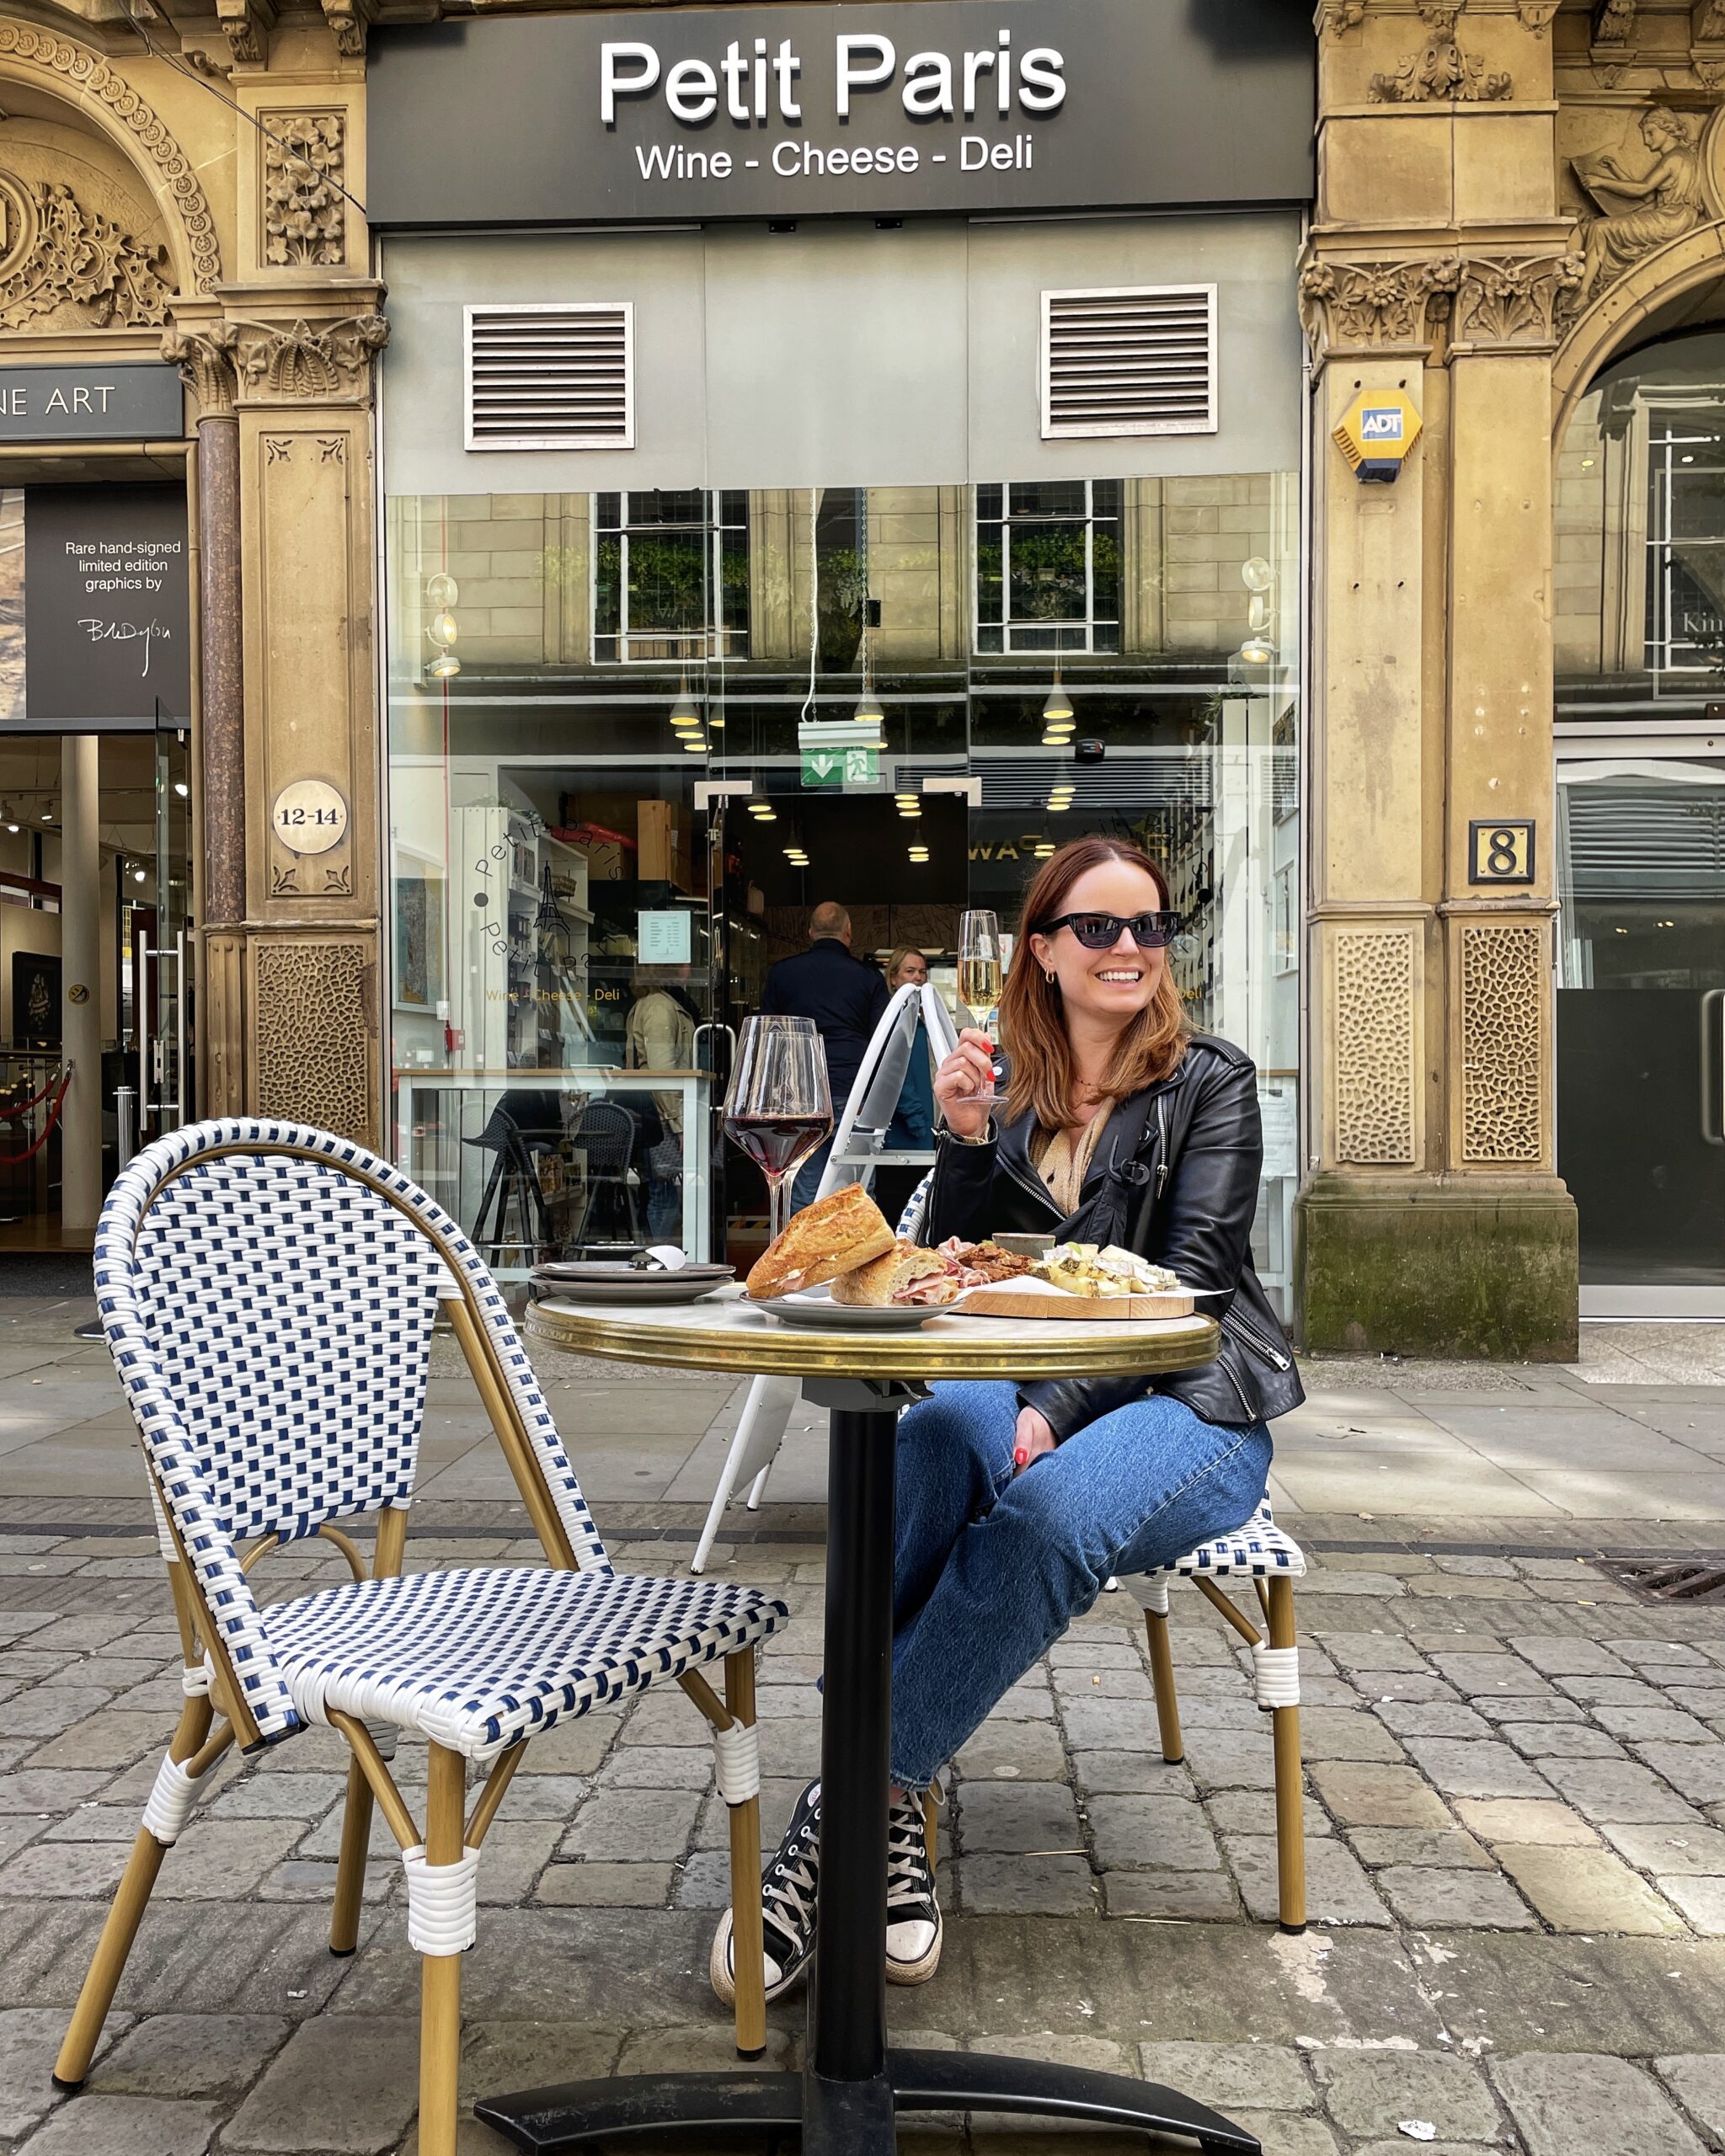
[1013,1446,1028,1468]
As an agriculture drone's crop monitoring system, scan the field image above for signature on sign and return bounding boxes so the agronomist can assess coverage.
[74,616,174,679]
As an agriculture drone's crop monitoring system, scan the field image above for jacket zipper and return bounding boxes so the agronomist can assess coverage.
[1222,1305,1293,1372]
[1155,1098,1169,1197]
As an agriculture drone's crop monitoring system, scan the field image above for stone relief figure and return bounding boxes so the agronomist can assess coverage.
[1571,108,1704,307]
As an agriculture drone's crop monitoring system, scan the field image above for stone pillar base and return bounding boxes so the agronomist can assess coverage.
[1295,1173,1578,1362]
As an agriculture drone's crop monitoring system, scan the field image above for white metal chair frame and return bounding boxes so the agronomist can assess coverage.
[54,1118,787,2154]
[691,980,956,1572]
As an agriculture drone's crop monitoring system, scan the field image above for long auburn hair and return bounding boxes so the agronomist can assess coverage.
[999,837,1188,1130]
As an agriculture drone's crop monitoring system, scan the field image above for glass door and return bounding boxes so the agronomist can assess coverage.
[1557,755,1725,1314]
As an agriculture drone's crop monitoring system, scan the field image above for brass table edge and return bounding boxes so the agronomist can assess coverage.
[524,1297,1220,1380]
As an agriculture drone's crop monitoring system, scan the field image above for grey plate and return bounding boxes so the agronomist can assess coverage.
[531,1264,734,1306]
[755,1289,939,1331]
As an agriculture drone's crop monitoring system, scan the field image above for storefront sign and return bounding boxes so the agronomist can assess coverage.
[272,779,350,855]
[638,909,693,964]
[1469,819,1535,886]
[13,486,191,734]
[0,364,182,444]
[369,0,1313,227]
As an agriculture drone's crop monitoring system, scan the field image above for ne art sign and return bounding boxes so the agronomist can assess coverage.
[369,0,1313,227]
[8,486,192,734]
[0,364,183,445]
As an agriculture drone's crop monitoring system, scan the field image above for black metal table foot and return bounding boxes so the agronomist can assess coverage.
[891,2046,1261,2153]
[475,2068,803,2152]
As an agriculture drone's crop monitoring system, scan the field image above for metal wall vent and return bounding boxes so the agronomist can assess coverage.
[1041,286,1217,441]
[464,303,633,452]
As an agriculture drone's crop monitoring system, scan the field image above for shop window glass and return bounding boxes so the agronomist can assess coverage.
[593,488,750,663]
[385,473,1300,1313]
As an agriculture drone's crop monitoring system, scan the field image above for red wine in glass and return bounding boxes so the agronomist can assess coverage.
[723,1112,829,1181]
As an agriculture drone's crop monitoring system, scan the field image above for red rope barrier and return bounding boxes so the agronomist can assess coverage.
[2,1067,72,1167]
[0,1068,67,1121]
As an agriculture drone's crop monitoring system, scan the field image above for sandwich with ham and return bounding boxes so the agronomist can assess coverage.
[830,1235,1033,1307]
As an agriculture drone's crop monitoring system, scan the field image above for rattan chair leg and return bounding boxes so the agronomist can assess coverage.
[329,1756,376,1956]
[417,1744,467,2156]
[722,1649,766,2061]
[1266,1576,1306,1935]
[53,1826,169,2089]
[1144,1609,1185,1764]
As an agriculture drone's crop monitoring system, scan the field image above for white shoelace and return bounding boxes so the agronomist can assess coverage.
[762,1813,820,1942]
[886,1802,931,1909]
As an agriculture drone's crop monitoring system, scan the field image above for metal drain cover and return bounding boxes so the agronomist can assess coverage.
[1604,1558,1725,1606]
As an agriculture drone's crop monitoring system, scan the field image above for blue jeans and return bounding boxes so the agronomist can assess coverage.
[888,1381,1272,1791]
[790,1134,835,1214]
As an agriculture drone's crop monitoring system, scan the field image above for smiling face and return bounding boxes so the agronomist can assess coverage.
[1028,856,1167,1033]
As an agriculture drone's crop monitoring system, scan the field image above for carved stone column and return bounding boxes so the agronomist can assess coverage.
[163,305,246,1119]
[227,280,388,1145]
[1294,1,1579,1358]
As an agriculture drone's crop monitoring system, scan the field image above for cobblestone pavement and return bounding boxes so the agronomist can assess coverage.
[0,1299,1723,2154]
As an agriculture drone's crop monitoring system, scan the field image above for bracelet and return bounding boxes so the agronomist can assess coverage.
[944,1122,994,1145]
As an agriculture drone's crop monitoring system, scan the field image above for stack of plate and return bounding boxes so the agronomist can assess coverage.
[530,1260,735,1306]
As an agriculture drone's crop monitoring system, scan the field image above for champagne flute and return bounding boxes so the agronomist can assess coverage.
[722,1015,833,1245]
[951,910,1004,1107]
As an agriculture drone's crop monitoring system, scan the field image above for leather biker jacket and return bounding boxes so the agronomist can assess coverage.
[923,1033,1305,1439]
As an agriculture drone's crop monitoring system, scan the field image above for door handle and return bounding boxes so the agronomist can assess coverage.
[1704,990,1724,1146]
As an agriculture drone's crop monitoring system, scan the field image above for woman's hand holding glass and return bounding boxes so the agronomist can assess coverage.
[934,1027,998,1140]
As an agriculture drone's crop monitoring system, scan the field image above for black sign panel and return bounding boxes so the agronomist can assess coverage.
[368,0,1313,227]
[0,364,183,445]
[18,487,191,734]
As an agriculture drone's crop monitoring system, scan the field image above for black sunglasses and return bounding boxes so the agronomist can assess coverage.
[1035,910,1183,952]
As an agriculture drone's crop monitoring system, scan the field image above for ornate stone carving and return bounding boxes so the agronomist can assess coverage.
[230,312,389,402]
[1697,0,1725,38]
[1299,253,1461,360]
[1456,252,1586,346]
[0,174,171,331]
[218,0,275,67]
[264,115,345,269]
[1593,0,1637,49]
[1460,925,1543,1165]
[253,941,371,1144]
[1370,5,1513,102]
[1567,108,1704,311]
[1518,3,1561,31]
[0,24,220,295]
[1332,931,1418,1166]
[1316,1,1367,35]
[320,0,372,56]
[162,318,239,414]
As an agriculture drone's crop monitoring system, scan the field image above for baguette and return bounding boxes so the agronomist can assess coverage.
[830,1241,939,1306]
[745,1183,896,1299]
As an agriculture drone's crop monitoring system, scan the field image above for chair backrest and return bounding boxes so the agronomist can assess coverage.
[98,1118,610,1746]
[574,1097,635,1176]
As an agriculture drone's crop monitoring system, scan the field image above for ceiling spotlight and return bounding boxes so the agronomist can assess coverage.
[40,809,52,822]
[1237,634,1274,666]
[133,866,147,883]
[426,573,459,610]
[4,822,16,835]
[1241,556,1274,595]
[429,610,459,650]
[173,781,190,798]
[1042,664,1074,729]
[907,843,929,863]
[429,651,461,681]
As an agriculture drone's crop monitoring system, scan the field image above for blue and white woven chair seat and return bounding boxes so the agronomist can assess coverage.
[1144,1501,1306,1585]
[264,1565,787,1759]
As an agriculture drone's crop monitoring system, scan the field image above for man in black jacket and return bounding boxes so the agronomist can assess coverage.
[759,901,889,1209]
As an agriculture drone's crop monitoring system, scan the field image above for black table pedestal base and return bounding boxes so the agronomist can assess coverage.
[475,2047,1260,2153]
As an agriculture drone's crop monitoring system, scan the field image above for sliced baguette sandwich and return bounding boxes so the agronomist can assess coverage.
[831,1240,964,1308]
[745,1183,896,1299]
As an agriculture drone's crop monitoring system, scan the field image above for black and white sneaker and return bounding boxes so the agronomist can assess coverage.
[710,1777,820,2008]
[885,1785,943,1987]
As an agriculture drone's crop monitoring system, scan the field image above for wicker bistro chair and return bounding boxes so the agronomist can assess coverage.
[53,1118,788,2155]
[1124,1502,1309,1933]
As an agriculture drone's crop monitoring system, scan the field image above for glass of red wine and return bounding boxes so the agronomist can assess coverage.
[722,1015,834,1246]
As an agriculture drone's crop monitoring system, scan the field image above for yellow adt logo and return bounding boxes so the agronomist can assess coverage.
[1333,387,1422,483]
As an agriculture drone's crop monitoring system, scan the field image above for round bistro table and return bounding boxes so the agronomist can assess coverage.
[478,1288,1257,2156]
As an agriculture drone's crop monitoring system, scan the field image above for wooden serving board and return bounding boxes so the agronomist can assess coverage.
[953,1282,1196,1322]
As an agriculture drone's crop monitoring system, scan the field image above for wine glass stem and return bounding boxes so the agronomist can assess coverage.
[768,1174,787,1245]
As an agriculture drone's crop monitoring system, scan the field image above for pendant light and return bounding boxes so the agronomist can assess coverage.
[669,670,702,731]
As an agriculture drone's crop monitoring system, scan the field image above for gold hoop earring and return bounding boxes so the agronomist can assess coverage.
[1044,969,1056,985]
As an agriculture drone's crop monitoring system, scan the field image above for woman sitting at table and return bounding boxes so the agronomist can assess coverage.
[711,835,1304,2008]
